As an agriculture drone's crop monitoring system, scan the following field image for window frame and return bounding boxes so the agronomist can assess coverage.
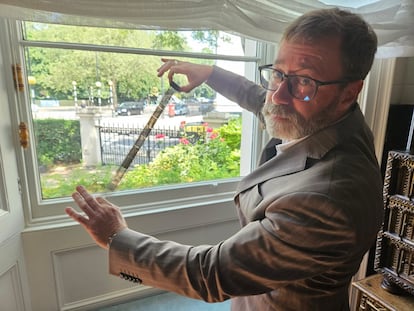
[4,19,273,226]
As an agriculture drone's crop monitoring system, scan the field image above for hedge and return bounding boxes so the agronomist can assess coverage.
[34,119,82,167]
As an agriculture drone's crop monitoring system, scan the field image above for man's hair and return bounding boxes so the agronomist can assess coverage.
[282,8,377,80]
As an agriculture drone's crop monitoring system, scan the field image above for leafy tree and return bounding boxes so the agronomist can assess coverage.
[153,31,187,50]
[191,30,231,53]
[24,23,230,104]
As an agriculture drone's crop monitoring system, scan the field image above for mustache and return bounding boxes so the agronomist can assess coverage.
[262,102,296,119]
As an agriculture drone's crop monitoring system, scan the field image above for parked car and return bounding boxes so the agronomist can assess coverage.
[198,98,215,114]
[174,103,189,115]
[168,96,188,116]
[115,101,145,116]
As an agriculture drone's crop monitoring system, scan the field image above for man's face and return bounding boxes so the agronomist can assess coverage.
[262,37,357,140]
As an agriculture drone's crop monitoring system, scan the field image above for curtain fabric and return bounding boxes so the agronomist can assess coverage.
[0,0,412,58]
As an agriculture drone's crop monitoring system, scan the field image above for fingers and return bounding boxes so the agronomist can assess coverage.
[72,185,103,218]
[65,206,88,226]
[157,58,178,78]
[66,186,128,250]
[76,185,96,204]
[96,196,109,204]
[78,185,103,208]
[157,58,203,93]
[158,58,185,85]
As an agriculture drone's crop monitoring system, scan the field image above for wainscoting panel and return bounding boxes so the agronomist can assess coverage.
[0,264,26,311]
[0,234,31,311]
[22,200,239,311]
[52,244,143,309]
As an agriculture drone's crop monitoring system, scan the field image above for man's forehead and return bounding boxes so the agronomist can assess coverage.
[274,39,341,75]
[275,42,324,63]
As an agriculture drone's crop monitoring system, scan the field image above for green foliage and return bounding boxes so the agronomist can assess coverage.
[217,117,242,150]
[119,135,240,189]
[191,31,232,52]
[153,31,187,50]
[24,23,227,103]
[39,118,241,198]
[34,119,82,166]
[41,164,116,199]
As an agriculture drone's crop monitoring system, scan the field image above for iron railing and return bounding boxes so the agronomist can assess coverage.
[99,123,182,166]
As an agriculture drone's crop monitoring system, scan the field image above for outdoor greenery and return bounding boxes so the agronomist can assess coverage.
[29,23,243,199]
[24,23,226,104]
[119,118,241,188]
[34,119,81,167]
[40,118,241,199]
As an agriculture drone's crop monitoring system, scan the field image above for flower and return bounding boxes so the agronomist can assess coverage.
[179,138,190,145]
[155,133,165,139]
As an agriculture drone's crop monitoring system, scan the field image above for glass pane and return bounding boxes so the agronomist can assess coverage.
[23,23,247,200]
[23,22,240,55]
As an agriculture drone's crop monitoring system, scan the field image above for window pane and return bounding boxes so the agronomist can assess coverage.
[23,23,252,200]
[23,22,240,55]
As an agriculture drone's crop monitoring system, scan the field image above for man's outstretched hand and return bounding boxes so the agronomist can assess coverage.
[157,58,213,93]
[65,185,127,249]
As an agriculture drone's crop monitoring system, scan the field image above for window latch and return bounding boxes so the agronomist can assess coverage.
[12,64,24,92]
[19,122,29,149]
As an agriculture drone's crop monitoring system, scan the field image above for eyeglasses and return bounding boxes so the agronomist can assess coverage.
[258,64,350,102]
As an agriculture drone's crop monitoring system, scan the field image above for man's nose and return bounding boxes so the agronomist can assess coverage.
[270,79,291,105]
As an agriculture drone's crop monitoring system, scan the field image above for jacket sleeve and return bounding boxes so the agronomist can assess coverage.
[206,66,266,116]
[108,192,356,302]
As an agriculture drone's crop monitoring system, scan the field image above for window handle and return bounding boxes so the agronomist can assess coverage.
[12,64,24,92]
[19,122,29,149]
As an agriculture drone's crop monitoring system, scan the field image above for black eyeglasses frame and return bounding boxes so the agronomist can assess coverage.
[258,64,352,101]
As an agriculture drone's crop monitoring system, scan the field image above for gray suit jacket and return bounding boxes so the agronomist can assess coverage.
[109,67,384,311]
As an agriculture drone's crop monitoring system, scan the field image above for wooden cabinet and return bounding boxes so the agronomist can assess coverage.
[353,274,414,311]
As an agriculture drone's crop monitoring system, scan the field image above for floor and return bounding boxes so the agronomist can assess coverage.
[97,292,231,311]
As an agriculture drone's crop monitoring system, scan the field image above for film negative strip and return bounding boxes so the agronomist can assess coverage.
[107,81,180,191]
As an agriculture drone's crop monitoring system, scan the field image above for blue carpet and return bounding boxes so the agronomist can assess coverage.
[98,292,231,311]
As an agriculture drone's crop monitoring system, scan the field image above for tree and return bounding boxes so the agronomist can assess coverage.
[24,23,230,103]
[153,31,187,51]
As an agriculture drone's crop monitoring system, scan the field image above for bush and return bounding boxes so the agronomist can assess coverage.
[118,118,241,189]
[39,117,242,198]
[218,117,242,150]
[34,119,82,167]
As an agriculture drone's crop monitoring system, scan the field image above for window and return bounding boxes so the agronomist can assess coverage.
[5,20,270,223]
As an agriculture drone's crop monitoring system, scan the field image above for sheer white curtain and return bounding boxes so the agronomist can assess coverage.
[0,0,413,58]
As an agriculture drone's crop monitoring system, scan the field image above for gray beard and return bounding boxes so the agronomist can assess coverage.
[261,100,339,140]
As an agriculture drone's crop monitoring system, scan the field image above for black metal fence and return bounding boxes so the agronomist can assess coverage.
[99,123,183,166]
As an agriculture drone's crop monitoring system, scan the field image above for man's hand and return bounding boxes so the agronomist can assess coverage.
[157,58,213,93]
[65,185,128,249]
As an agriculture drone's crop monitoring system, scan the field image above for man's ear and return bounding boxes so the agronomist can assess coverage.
[340,80,364,107]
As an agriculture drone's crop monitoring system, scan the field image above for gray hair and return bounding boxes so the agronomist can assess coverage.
[282,8,377,80]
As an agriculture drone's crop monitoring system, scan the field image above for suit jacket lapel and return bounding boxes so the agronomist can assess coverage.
[236,143,309,194]
[258,138,281,165]
[236,103,364,196]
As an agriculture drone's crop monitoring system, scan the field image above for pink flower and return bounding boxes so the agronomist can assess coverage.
[209,132,218,139]
[155,133,165,139]
[179,138,190,145]
[206,127,213,133]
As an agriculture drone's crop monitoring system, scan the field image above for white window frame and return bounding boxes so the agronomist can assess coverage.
[2,18,274,227]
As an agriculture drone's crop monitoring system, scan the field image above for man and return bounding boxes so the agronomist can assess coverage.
[66,8,383,311]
